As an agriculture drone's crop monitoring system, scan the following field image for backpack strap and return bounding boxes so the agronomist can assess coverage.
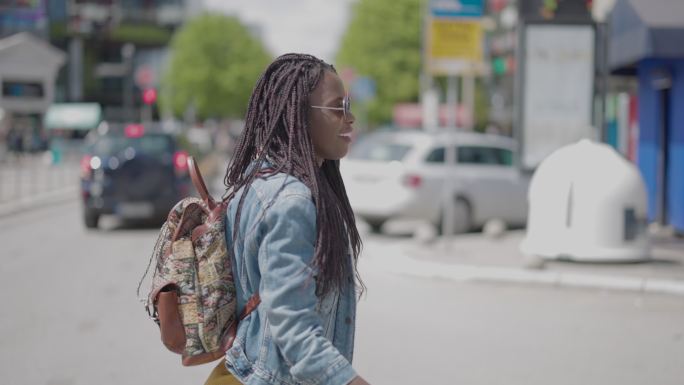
[188,156,217,210]
[240,293,261,321]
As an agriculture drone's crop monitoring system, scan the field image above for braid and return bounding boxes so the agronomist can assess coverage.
[224,53,363,297]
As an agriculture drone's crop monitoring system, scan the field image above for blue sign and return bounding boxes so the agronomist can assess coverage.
[430,0,484,18]
[351,77,376,102]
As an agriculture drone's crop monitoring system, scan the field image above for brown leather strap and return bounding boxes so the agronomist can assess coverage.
[188,156,217,210]
[240,293,261,321]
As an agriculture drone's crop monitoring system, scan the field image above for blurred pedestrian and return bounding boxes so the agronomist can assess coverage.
[8,127,22,154]
[207,53,370,385]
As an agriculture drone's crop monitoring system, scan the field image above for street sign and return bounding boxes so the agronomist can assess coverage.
[427,18,485,75]
[430,0,485,18]
[135,66,155,87]
[425,0,486,76]
[430,19,482,60]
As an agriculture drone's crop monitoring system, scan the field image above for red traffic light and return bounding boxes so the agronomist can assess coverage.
[142,88,157,105]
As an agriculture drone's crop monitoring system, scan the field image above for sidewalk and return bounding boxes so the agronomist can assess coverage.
[361,226,684,297]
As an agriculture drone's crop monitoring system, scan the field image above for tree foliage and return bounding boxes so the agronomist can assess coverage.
[336,0,425,125]
[161,14,271,120]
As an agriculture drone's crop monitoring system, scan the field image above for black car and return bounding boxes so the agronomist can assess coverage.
[80,123,192,228]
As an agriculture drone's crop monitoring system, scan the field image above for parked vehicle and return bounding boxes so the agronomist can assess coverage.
[340,130,529,233]
[79,122,192,229]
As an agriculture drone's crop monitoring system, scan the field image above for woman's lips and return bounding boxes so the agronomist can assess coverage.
[338,132,352,142]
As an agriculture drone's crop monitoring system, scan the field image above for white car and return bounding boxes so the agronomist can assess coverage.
[341,130,529,233]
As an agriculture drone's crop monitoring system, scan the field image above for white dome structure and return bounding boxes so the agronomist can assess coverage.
[520,139,650,262]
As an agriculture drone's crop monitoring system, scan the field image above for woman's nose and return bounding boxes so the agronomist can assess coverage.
[346,111,356,124]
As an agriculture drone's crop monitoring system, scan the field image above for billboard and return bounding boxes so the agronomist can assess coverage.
[521,24,596,169]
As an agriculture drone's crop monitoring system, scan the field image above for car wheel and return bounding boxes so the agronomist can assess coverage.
[438,199,472,235]
[84,210,100,229]
[365,219,386,234]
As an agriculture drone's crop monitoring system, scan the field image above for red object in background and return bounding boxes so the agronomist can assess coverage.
[340,67,356,86]
[627,94,639,162]
[125,124,145,138]
[393,103,472,128]
[506,56,516,73]
[489,0,508,12]
[135,66,154,87]
[142,88,157,105]
[403,174,423,189]
[173,151,189,174]
[80,155,93,179]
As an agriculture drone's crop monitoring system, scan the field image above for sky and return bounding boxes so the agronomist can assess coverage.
[202,0,357,63]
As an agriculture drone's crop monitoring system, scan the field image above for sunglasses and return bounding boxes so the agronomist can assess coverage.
[310,95,351,119]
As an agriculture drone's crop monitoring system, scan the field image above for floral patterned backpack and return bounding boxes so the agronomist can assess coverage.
[137,157,260,366]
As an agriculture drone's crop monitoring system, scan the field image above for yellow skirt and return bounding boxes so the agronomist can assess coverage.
[204,359,242,385]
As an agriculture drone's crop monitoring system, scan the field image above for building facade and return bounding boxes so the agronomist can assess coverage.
[47,0,195,121]
[609,0,684,233]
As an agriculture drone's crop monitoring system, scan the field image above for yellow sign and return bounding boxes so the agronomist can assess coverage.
[430,19,483,61]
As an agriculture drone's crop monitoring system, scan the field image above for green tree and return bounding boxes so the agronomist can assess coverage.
[161,14,271,120]
[336,0,425,125]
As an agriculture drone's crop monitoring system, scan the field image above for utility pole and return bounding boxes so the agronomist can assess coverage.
[442,75,459,237]
[121,43,135,122]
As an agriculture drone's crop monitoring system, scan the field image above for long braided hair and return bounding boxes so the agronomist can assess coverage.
[223,53,363,297]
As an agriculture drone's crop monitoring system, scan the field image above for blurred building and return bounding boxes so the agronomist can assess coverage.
[0,32,65,152]
[608,0,684,233]
[45,0,197,123]
[491,0,682,232]
[0,0,49,39]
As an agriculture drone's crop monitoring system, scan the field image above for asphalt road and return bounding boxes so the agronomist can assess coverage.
[1,201,683,385]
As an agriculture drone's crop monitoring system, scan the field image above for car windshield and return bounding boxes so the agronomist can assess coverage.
[348,135,412,162]
[91,134,174,159]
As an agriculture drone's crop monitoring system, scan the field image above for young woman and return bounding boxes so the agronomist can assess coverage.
[206,54,370,385]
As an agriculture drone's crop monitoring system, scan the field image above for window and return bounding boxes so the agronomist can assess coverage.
[348,137,411,162]
[425,147,445,163]
[425,146,513,166]
[93,134,174,160]
[2,80,44,98]
[457,146,513,166]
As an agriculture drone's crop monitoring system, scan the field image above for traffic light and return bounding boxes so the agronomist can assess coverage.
[142,88,157,105]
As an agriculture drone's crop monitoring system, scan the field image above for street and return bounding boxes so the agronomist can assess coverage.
[2,1,683,384]
[1,200,683,385]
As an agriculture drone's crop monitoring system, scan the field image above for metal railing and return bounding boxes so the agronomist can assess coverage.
[0,151,80,204]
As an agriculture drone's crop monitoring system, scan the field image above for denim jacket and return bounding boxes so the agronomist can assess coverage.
[224,166,357,385]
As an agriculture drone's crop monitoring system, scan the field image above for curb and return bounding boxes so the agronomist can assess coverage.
[0,186,78,218]
[365,253,684,297]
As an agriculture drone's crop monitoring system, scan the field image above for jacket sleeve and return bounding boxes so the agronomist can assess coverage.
[258,193,357,385]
